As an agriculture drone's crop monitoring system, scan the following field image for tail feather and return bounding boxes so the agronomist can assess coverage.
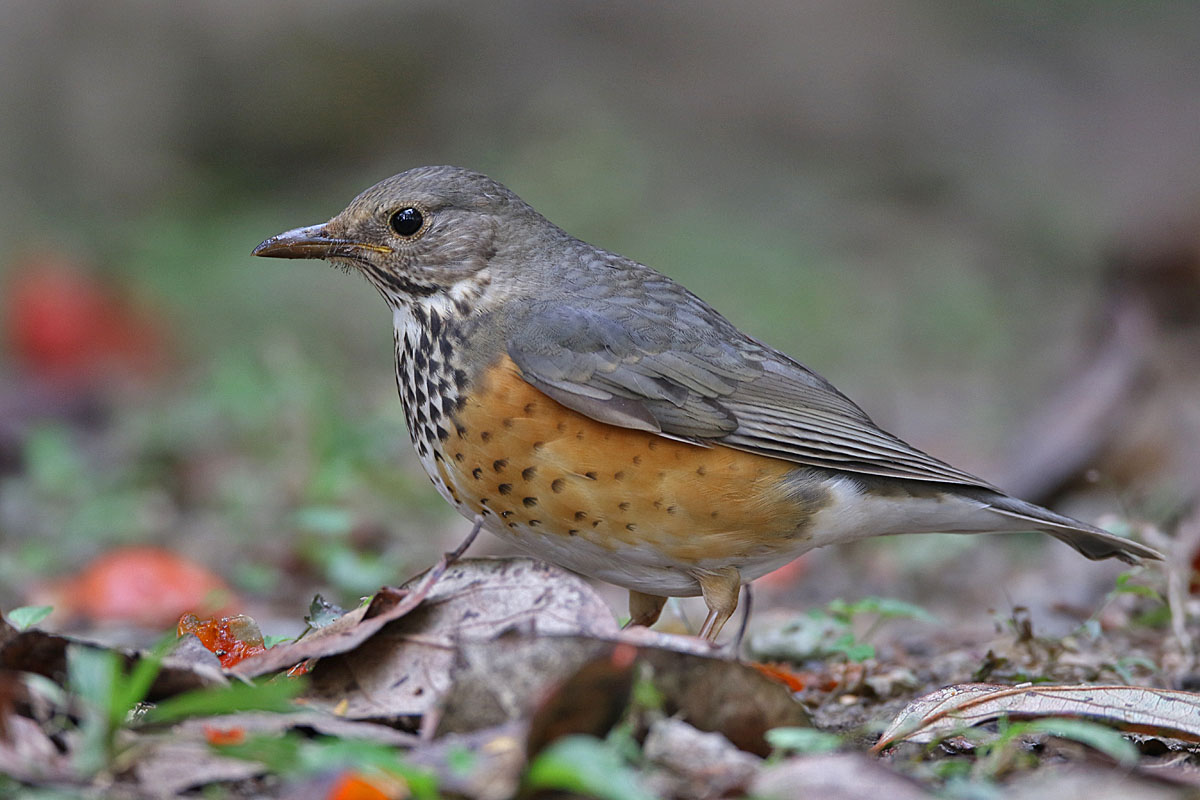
[977,492,1162,564]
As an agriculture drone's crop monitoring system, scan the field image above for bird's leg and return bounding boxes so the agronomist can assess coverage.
[695,566,742,641]
[625,590,668,629]
[446,515,484,563]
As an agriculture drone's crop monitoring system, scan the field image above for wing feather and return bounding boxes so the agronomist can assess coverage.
[506,302,996,490]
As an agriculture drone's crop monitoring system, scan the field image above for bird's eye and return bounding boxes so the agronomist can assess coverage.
[388,207,425,238]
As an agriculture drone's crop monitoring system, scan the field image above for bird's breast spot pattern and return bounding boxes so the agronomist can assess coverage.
[437,355,824,578]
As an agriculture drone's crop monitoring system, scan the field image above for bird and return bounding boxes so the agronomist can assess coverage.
[253,165,1161,641]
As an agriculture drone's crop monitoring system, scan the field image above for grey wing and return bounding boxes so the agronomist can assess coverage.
[505,302,996,489]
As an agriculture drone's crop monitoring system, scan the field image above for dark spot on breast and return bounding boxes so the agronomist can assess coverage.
[493,459,507,472]
[498,483,512,495]
[532,441,545,451]
[575,431,584,440]
[556,422,566,432]
[522,467,537,481]
[696,465,707,476]
[667,505,678,515]
[502,418,514,428]
[574,511,587,521]
[472,467,483,479]
[710,511,719,518]
[614,471,625,480]
[481,431,491,442]
[523,497,538,508]
[551,478,565,493]
[529,519,541,527]
[523,402,537,414]
[480,497,489,505]
[647,440,658,450]
[507,522,517,528]
[625,523,637,532]
[592,520,601,527]
[584,471,597,481]
[454,452,464,462]
[652,500,662,509]
[618,501,630,511]
[456,424,468,438]
[632,455,642,465]
[568,529,579,536]
[500,510,513,518]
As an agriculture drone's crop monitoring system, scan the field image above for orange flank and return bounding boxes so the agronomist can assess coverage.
[441,356,813,565]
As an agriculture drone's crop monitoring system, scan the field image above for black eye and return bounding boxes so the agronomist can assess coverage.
[389,207,425,237]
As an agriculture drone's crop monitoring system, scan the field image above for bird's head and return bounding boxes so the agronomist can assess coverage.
[253,166,548,305]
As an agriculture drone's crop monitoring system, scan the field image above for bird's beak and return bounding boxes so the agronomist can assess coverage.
[252,224,392,260]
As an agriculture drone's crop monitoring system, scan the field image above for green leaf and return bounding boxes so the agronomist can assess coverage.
[67,645,123,774]
[7,605,53,631]
[827,596,938,624]
[525,735,654,800]
[1020,718,1139,766]
[1113,573,1163,602]
[292,506,355,536]
[142,677,306,724]
[765,726,841,755]
[828,632,874,662]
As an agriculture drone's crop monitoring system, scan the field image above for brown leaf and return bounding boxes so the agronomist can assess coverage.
[299,558,618,719]
[525,642,637,757]
[0,628,226,701]
[875,683,1200,751]
[133,710,417,795]
[642,717,761,799]
[437,633,811,756]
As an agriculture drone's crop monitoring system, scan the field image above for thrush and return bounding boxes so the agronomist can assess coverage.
[253,166,1161,641]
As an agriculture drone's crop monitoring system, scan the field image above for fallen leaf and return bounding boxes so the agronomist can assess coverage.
[642,717,760,799]
[299,558,617,720]
[525,643,637,757]
[437,633,811,756]
[875,683,1200,751]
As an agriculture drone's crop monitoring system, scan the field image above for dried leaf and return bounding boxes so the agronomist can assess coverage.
[437,633,811,756]
[875,683,1200,751]
[301,558,617,719]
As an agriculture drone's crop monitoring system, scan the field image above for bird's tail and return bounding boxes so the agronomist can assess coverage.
[979,492,1162,564]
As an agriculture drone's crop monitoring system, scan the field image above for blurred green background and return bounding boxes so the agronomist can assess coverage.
[1,1,1196,628]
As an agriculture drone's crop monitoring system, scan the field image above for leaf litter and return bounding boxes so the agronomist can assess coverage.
[1,547,1198,798]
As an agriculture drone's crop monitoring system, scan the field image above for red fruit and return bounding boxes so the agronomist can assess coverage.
[4,254,167,385]
[325,772,392,800]
[32,546,237,628]
[178,613,266,668]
